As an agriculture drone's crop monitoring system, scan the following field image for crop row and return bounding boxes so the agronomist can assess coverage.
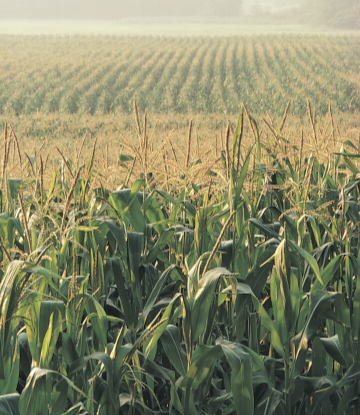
[0,34,359,116]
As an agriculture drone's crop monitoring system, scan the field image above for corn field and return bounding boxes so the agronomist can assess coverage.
[0,100,360,414]
[0,34,359,117]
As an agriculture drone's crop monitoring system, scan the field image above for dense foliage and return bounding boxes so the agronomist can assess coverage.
[0,104,360,414]
[0,35,359,118]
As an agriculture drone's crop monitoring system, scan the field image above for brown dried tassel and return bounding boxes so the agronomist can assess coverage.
[307,100,317,143]
[304,158,315,212]
[61,168,81,231]
[11,125,22,167]
[40,156,44,207]
[186,120,192,168]
[80,138,97,205]
[225,122,231,177]
[169,139,177,163]
[134,98,142,139]
[202,211,236,277]
[12,136,15,164]
[56,147,74,179]
[44,153,49,172]
[163,151,169,192]
[2,122,7,179]
[299,131,304,175]
[106,141,109,169]
[236,110,244,172]
[0,233,11,262]
[86,138,97,176]
[124,156,136,188]
[6,137,12,168]
[243,103,257,143]
[143,109,147,146]
[277,99,291,138]
[144,109,148,179]
[76,133,87,163]
[196,132,199,159]
[329,100,335,147]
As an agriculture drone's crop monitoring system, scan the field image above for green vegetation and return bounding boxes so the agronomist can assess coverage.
[0,34,359,118]
[0,102,360,414]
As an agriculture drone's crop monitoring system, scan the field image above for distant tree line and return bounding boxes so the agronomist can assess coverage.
[299,0,360,29]
[1,0,243,20]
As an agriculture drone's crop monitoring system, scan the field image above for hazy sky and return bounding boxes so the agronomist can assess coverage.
[0,0,301,20]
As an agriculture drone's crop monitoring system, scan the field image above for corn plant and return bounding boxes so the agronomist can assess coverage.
[0,101,360,415]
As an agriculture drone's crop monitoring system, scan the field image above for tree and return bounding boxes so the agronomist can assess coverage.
[300,0,360,29]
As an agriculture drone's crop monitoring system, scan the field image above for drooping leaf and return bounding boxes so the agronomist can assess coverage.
[0,393,20,415]
[191,267,230,342]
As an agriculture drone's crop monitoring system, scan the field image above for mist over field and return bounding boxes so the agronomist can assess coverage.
[0,0,359,29]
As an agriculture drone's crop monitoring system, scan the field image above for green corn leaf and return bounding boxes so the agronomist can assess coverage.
[235,281,285,358]
[49,379,68,415]
[126,231,144,316]
[155,189,177,207]
[4,340,20,395]
[144,293,181,360]
[68,351,112,377]
[60,333,79,367]
[311,254,342,291]
[0,261,24,321]
[7,179,21,201]
[146,227,176,264]
[274,239,292,341]
[137,264,176,330]
[59,236,69,271]
[19,368,88,415]
[39,309,62,368]
[0,393,20,415]
[308,216,321,248]
[218,339,254,415]
[60,402,86,415]
[109,180,146,233]
[179,344,223,390]
[310,362,360,415]
[291,291,338,383]
[191,267,230,342]
[160,325,187,376]
[249,218,280,239]
[255,388,282,415]
[119,154,134,163]
[103,219,127,258]
[25,301,64,366]
[142,191,166,232]
[0,213,14,250]
[233,146,252,212]
[84,295,108,351]
[252,295,285,359]
[107,258,134,330]
[288,240,323,285]
[320,335,347,367]
[230,109,244,203]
